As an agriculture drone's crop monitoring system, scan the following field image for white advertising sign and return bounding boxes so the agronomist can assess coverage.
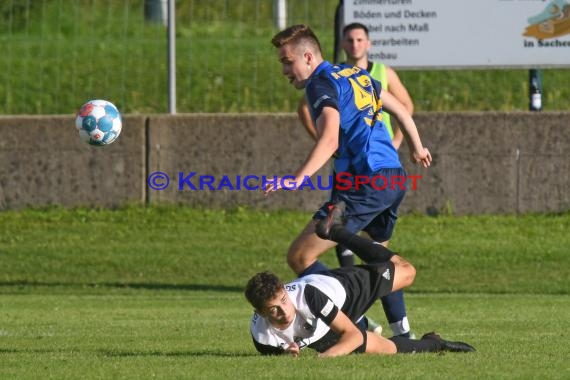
[344,0,570,68]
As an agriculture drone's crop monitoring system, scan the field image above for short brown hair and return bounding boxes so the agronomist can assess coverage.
[244,271,284,311]
[271,24,322,53]
[342,22,369,38]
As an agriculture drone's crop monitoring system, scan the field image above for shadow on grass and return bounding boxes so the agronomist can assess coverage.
[0,281,243,293]
[98,349,258,358]
[2,281,568,295]
[0,348,257,357]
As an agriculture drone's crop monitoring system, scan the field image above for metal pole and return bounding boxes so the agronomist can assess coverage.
[167,0,176,114]
[333,0,344,63]
[274,0,287,30]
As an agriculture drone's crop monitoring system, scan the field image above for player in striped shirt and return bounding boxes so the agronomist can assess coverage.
[245,202,475,357]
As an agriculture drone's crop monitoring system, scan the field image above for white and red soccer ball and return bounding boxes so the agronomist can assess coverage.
[75,99,122,146]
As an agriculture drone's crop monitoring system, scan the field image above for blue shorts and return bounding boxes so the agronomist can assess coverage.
[313,167,407,242]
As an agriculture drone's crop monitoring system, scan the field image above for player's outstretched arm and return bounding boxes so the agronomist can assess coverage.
[380,90,431,168]
[297,106,340,178]
[318,311,365,358]
[386,66,414,116]
[264,107,339,196]
[386,66,414,150]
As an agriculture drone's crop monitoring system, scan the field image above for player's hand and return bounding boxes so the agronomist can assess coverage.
[263,177,297,197]
[263,177,283,197]
[284,342,300,357]
[412,147,432,168]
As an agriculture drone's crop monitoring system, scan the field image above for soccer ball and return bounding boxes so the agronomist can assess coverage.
[75,99,122,146]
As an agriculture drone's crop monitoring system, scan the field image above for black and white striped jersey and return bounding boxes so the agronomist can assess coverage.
[249,263,395,355]
[250,273,346,355]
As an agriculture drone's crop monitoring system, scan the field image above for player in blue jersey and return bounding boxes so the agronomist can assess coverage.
[245,202,475,357]
[298,22,413,149]
[264,24,431,337]
[295,23,417,338]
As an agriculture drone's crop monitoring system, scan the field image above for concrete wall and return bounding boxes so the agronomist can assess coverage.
[0,115,146,209]
[399,112,570,214]
[147,114,330,210]
[1,112,568,214]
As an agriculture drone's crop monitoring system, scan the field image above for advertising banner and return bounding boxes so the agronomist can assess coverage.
[344,0,570,68]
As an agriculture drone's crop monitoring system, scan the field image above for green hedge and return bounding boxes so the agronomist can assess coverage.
[1,0,568,114]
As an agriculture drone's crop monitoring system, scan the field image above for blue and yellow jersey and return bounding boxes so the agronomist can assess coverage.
[367,62,394,139]
[305,61,401,176]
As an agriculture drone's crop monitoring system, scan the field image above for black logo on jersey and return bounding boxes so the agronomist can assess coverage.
[303,320,316,333]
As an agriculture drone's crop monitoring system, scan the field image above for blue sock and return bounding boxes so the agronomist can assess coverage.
[380,290,410,336]
[298,260,328,277]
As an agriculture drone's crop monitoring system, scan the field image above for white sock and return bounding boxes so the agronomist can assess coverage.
[389,316,410,336]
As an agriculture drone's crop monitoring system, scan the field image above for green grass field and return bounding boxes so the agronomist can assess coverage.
[2,1,569,378]
[1,206,569,379]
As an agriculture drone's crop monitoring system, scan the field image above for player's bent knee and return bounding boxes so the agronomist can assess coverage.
[406,262,416,286]
[392,255,416,289]
[286,245,316,274]
[286,223,334,275]
[285,248,300,272]
[286,251,305,274]
[400,260,416,287]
